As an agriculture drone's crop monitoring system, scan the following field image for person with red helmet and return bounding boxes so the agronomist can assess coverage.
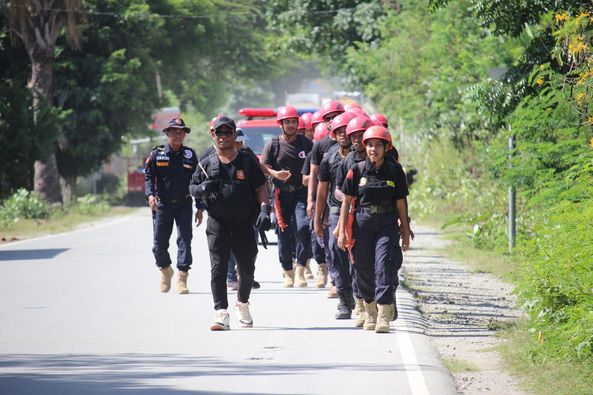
[369,113,388,128]
[314,111,357,318]
[337,125,411,334]
[261,105,313,288]
[300,112,314,140]
[306,101,345,289]
[311,110,324,129]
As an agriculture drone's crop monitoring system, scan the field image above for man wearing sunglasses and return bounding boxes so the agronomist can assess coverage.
[190,117,271,331]
[145,117,198,295]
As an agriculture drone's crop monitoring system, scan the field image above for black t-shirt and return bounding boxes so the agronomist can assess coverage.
[342,158,408,210]
[190,150,266,221]
[310,135,337,166]
[261,134,313,188]
[318,144,348,208]
[336,150,365,192]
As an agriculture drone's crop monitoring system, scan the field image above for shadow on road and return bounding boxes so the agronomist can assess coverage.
[0,248,69,261]
[0,353,443,395]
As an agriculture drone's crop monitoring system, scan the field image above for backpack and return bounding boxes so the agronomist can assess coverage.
[268,134,311,169]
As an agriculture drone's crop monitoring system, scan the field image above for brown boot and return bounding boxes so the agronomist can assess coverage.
[304,260,314,280]
[294,265,308,287]
[159,265,174,293]
[363,301,378,331]
[326,285,337,298]
[376,304,393,333]
[282,269,295,288]
[316,263,328,288]
[353,298,366,328]
[176,271,189,294]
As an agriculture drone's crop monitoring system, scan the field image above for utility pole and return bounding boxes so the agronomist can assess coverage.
[508,126,516,252]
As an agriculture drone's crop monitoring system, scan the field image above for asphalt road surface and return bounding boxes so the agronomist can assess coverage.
[0,209,457,395]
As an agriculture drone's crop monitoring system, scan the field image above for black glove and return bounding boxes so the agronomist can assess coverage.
[259,227,269,249]
[196,179,220,197]
[255,204,271,231]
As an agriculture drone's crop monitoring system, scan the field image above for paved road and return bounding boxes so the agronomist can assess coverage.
[0,210,457,395]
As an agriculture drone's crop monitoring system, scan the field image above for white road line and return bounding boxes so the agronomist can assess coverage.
[395,296,432,395]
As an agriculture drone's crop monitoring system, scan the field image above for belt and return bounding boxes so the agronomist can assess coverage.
[157,195,191,205]
[278,185,304,193]
[329,206,341,215]
[358,205,394,214]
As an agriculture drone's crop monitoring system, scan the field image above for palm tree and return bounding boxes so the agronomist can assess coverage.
[5,0,82,203]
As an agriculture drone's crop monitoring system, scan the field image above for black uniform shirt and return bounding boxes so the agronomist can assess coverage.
[318,144,348,208]
[310,135,337,166]
[336,150,366,192]
[261,134,312,188]
[190,150,266,221]
[144,143,197,200]
[342,158,408,210]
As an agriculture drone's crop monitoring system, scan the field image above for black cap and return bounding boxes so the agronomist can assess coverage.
[213,116,236,131]
[163,118,191,134]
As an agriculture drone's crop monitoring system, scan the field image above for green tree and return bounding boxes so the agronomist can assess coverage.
[4,0,84,203]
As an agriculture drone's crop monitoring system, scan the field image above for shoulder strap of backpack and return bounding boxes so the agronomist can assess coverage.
[207,150,220,179]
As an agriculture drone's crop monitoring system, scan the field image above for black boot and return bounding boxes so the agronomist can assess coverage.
[345,291,356,311]
[335,292,352,319]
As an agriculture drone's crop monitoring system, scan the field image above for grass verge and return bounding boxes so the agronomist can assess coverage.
[0,206,137,242]
[441,357,480,373]
[417,219,593,395]
[498,320,593,395]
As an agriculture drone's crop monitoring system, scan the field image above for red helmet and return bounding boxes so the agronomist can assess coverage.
[330,112,355,133]
[209,114,222,129]
[346,115,372,137]
[311,110,324,127]
[345,103,362,112]
[370,113,389,127]
[297,116,305,130]
[319,100,345,118]
[300,112,313,129]
[346,107,365,116]
[313,123,329,142]
[276,105,299,124]
[362,125,392,147]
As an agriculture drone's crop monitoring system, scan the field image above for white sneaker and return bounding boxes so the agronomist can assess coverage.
[234,300,253,328]
[210,309,230,331]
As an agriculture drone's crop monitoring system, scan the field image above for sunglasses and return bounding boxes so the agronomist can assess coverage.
[214,129,234,137]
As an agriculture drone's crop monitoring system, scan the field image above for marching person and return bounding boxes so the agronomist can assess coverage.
[145,118,198,295]
[261,105,313,288]
[307,101,345,292]
[314,111,356,319]
[190,116,270,331]
[338,125,411,333]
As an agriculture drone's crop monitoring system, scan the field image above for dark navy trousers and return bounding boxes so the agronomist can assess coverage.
[328,212,353,293]
[352,212,398,305]
[152,200,193,271]
[276,188,311,271]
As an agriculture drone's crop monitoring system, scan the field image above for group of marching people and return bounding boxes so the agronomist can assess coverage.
[145,102,411,333]
[263,101,412,334]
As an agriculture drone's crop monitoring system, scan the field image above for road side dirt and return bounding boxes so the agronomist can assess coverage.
[401,225,529,395]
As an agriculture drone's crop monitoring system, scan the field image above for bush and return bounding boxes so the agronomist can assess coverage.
[0,188,49,225]
[70,194,110,216]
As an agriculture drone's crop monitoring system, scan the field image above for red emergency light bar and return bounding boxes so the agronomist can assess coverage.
[239,107,277,119]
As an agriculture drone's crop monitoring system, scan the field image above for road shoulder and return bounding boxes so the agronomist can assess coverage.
[402,225,529,395]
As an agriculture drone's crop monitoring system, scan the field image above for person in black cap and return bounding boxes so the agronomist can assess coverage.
[190,116,271,331]
[145,117,199,295]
